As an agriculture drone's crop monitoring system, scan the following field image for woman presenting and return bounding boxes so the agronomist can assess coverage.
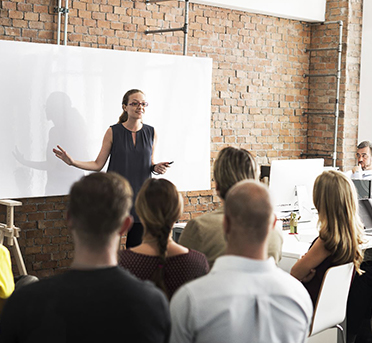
[53,89,171,247]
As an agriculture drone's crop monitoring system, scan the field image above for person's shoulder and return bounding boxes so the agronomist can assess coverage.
[271,266,312,299]
[118,267,165,298]
[5,273,56,306]
[0,244,11,259]
[188,208,223,227]
[118,248,134,260]
[187,249,209,261]
[172,268,211,302]
[142,123,154,131]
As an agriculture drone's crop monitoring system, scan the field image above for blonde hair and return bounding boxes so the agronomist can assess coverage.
[135,178,183,298]
[118,89,145,124]
[213,147,257,200]
[313,170,364,274]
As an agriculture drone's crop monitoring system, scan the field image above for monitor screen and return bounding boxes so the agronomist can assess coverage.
[358,199,372,231]
[352,179,372,200]
[269,159,324,213]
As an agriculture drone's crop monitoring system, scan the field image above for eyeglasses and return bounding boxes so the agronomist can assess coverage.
[128,101,148,107]
[356,153,369,159]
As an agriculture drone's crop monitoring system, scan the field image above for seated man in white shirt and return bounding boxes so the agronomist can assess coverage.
[170,180,313,343]
[346,140,372,342]
[346,141,372,179]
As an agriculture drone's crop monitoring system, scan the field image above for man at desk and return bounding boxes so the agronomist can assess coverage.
[346,141,372,179]
[347,140,372,342]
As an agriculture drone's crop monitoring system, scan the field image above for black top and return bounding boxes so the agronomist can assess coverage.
[0,267,170,343]
[303,237,335,306]
[108,123,154,222]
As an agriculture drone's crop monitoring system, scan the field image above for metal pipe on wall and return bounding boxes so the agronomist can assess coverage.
[55,0,69,45]
[303,20,343,166]
[63,0,69,45]
[56,0,62,45]
[332,20,343,168]
[183,0,189,55]
[145,0,189,56]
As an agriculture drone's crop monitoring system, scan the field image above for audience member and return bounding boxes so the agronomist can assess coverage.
[0,245,14,315]
[119,178,209,299]
[346,141,372,343]
[0,172,170,343]
[179,147,283,267]
[345,141,372,179]
[170,180,312,343]
[291,170,364,306]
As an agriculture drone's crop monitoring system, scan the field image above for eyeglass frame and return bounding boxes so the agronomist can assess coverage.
[128,101,149,108]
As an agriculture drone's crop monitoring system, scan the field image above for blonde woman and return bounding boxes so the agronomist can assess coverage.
[118,178,209,299]
[291,170,364,306]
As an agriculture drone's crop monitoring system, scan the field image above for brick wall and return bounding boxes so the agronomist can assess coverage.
[305,0,363,169]
[0,0,361,278]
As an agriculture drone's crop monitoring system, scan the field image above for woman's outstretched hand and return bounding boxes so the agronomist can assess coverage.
[53,145,74,166]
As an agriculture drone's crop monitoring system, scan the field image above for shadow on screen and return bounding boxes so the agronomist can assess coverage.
[13,92,87,196]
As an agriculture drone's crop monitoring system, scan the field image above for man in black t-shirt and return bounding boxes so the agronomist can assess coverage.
[0,172,170,343]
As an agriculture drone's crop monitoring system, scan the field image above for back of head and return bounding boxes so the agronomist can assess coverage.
[313,170,364,271]
[68,172,133,249]
[213,147,257,200]
[225,180,273,246]
[135,178,183,298]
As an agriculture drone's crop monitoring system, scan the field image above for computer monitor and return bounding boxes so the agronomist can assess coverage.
[269,159,324,220]
[358,199,372,231]
[352,179,372,200]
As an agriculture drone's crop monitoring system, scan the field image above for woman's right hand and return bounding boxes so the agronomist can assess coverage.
[53,145,74,166]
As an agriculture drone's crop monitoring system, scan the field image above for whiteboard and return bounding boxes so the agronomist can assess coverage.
[358,0,372,142]
[0,40,212,198]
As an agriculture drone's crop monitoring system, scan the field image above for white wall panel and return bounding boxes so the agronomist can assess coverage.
[193,0,326,22]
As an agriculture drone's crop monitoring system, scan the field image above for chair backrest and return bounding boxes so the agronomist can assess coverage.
[309,262,354,337]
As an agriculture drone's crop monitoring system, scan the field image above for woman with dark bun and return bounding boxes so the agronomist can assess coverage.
[118,178,209,299]
[53,89,171,248]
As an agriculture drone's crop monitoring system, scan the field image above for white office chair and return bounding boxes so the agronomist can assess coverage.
[308,262,354,343]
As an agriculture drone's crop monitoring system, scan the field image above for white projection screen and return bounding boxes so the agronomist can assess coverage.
[0,40,212,198]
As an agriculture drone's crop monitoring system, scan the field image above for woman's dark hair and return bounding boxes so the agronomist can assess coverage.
[135,178,183,298]
[117,89,144,123]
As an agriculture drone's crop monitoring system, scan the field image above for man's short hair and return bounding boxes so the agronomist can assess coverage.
[68,172,133,248]
[213,147,257,200]
[357,141,372,154]
[225,180,273,244]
